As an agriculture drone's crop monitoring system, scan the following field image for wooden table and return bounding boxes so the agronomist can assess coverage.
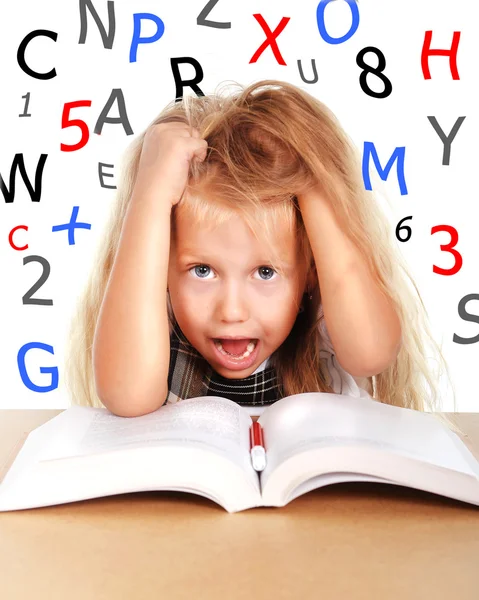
[0,410,478,599]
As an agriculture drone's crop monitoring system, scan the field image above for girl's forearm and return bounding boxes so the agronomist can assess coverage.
[92,187,172,416]
[298,190,402,377]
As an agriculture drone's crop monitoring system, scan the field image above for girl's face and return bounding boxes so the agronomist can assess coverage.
[168,209,312,379]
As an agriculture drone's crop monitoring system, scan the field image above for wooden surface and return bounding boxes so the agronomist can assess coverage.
[0,409,478,600]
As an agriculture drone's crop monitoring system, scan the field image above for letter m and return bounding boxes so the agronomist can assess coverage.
[362,142,407,196]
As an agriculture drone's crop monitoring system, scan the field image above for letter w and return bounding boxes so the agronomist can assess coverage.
[0,154,47,203]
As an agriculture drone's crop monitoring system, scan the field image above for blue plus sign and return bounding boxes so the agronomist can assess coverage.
[52,206,91,245]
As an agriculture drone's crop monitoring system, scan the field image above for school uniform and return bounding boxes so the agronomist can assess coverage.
[165,310,373,416]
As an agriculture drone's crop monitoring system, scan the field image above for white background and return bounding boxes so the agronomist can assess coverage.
[0,0,477,411]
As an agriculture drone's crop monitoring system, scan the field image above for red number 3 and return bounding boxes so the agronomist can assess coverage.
[431,225,462,275]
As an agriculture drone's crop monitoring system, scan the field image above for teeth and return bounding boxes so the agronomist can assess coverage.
[214,340,257,359]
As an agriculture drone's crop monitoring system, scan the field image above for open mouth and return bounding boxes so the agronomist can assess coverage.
[211,338,260,370]
[213,339,258,359]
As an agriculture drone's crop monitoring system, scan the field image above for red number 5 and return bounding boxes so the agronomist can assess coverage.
[61,100,92,152]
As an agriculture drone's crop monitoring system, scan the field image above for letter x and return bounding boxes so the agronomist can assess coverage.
[249,14,290,65]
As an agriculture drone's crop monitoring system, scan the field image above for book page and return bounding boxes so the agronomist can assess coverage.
[39,397,254,474]
[258,392,479,485]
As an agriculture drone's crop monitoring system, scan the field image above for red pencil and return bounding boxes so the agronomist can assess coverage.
[250,421,267,471]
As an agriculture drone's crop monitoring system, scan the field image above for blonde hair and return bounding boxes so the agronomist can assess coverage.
[64,79,464,437]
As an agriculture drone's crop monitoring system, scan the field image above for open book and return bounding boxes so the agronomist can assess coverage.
[0,393,478,514]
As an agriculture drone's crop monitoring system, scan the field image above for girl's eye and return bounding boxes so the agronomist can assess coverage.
[191,265,212,279]
[256,266,277,281]
[189,265,277,281]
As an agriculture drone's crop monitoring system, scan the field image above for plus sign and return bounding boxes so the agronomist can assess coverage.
[52,206,91,245]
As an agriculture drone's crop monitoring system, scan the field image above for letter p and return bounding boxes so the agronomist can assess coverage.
[130,13,165,63]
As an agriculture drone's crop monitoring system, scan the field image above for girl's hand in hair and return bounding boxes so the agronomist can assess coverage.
[134,122,208,207]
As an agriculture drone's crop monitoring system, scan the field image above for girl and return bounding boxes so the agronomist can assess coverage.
[64,79,461,435]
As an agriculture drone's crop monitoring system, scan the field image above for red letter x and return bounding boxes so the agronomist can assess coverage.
[249,14,290,65]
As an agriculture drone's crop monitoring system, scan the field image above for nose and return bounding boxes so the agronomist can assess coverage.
[216,284,250,322]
